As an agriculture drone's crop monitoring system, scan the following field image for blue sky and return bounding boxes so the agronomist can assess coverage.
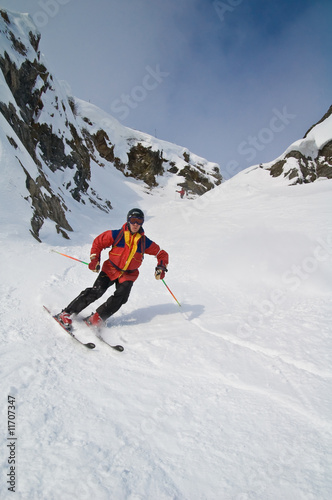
[1,0,331,178]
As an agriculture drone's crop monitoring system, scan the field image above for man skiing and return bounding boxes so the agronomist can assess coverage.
[176,187,186,199]
[56,208,169,328]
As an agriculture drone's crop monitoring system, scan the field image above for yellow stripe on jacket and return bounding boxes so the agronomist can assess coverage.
[121,230,142,272]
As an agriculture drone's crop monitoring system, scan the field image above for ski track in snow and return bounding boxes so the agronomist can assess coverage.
[172,310,332,434]
[191,316,332,379]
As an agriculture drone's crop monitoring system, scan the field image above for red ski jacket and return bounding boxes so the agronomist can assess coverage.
[90,223,169,283]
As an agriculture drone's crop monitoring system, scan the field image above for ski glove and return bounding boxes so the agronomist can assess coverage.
[88,254,100,273]
[155,264,168,280]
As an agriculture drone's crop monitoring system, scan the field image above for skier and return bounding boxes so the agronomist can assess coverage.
[56,208,169,328]
[176,187,186,199]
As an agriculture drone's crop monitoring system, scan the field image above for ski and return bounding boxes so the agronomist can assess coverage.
[95,333,124,352]
[82,318,124,351]
[43,306,96,349]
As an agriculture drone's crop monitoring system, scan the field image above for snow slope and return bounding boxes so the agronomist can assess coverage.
[1,153,332,499]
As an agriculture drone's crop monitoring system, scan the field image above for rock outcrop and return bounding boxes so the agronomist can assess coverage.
[266,105,332,184]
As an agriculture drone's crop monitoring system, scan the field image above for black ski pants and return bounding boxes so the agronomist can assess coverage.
[64,271,133,320]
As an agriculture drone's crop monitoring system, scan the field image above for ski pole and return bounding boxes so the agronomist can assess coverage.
[52,250,181,305]
[161,279,181,307]
[51,249,89,266]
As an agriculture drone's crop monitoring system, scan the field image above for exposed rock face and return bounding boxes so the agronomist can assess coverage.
[0,9,222,241]
[127,143,164,187]
[90,132,222,193]
[22,162,73,240]
[266,105,332,184]
[269,142,332,183]
[176,159,221,195]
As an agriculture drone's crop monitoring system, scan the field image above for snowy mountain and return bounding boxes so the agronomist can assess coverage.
[0,8,221,242]
[260,105,332,184]
[1,7,332,500]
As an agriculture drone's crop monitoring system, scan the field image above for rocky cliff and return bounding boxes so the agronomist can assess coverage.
[264,105,332,184]
[0,9,221,241]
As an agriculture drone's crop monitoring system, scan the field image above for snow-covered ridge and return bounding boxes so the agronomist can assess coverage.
[259,105,332,184]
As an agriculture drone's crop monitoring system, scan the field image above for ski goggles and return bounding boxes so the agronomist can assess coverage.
[128,216,144,225]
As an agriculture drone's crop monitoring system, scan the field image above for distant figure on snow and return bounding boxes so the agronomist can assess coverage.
[55,208,169,328]
[176,187,186,199]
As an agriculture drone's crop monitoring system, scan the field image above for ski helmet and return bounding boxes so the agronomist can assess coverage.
[127,208,144,223]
